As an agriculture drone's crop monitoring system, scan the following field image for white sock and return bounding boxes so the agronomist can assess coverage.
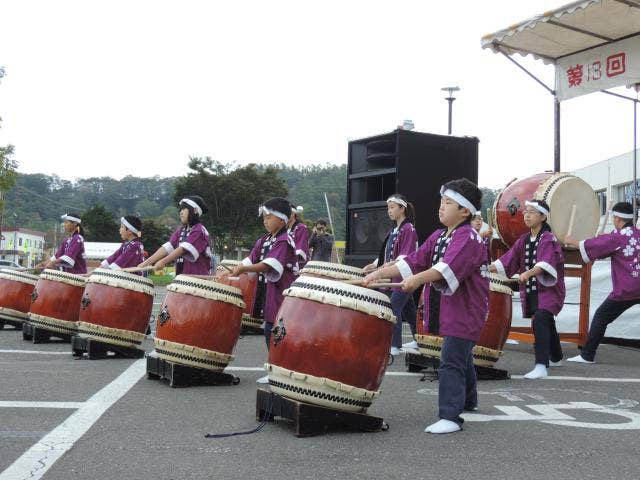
[424,419,461,434]
[548,360,562,367]
[567,354,594,364]
[524,364,548,379]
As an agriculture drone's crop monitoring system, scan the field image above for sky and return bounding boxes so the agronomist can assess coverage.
[0,0,638,189]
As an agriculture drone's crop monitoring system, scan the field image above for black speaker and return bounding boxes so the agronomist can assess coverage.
[345,129,479,267]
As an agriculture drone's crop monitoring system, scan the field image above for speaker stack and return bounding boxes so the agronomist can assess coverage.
[345,129,479,267]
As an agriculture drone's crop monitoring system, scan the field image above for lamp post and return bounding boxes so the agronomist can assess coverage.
[441,86,460,135]
[12,213,17,263]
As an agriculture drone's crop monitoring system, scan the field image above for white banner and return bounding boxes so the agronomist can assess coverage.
[555,35,640,101]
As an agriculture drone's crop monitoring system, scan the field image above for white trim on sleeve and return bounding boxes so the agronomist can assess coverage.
[579,240,590,264]
[241,257,253,267]
[262,258,284,282]
[60,255,75,267]
[396,258,413,280]
[493,259,507,278]
[535,261,558,287]
[179,241,199,261]
[162,242,175,255]
[109,263,122,271]
[432,261,460,295]
[100,260,109,268]
[295,249,307,261]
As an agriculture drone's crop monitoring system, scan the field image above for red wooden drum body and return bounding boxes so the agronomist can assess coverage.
[415,275,513,368]
[492,172,599,248]
[0,269,39,324]
[299,261,365,282]
[28,269,86,335]
[154,275,245,371]
[216,260,259,330]
[77,269,154,348]
[265,276,395,413]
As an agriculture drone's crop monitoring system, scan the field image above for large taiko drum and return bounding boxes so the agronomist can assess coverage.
[76,269,155,349]
[492,172,599,248]
[216,259,260,331]
[415,274,513,368]
[28,269,86,336]
[299,261,365,282]
[153,275,245,372]
[265,276,395,413]
[0,269,39,326]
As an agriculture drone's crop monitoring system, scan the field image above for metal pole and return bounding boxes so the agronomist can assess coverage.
[446,97,455,135]
[13,214,17,263]
[554,97,561,172]
[323,192,340,264]
[634,97,638,224]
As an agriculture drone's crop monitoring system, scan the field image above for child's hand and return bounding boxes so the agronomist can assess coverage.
[401,275,422,293]
[488,264,497,274]
[231,266,244,277]
[362,271,381,287]
[518,271,532,284]
[362,263,376,273]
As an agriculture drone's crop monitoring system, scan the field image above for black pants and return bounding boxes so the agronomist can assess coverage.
[581,297,640,361]
[439,336,477,426]
[532,309,563,366]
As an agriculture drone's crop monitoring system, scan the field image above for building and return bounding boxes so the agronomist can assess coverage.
[0,227,46,267]
[572,149,640,231]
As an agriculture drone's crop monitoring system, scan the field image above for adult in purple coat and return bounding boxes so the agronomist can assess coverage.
[101,216,145,274]
[363,194,419,355]
[364,179,488,435]
[565,201,640,364]
[490,199,566,380]
[139,196,212,275]
[40,213,87,274]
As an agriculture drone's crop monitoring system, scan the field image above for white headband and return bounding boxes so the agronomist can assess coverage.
[180,198,202,216]
[293,205,303,214]
[525,200,549,216]
[121,217,141,237]
[386,196,407,208]
[612,210,634,219]
[473,211,483,218]
[440,187,477,214]
[258,205,289,223]
[61,214,81,224]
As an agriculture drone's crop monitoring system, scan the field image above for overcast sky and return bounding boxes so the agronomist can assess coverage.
[0,0,637,189]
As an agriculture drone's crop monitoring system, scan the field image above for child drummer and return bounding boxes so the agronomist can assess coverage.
[364,179,488,434]
[287,203,310,272]
[489,199,565,379]
[101,216,145,273]
[565,201,640,364]
[39,213,88,274]
[139,196,212,275]
[220,197,297,384]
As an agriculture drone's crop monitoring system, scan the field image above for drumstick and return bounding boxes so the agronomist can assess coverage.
[566,204,577,238]
[217,264,233,272]
[342,278,391,285]
[368,282,404,289]
[122,266,156,273]
[597,200,613,236]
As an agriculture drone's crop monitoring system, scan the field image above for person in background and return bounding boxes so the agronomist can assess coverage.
[308,219,334,262]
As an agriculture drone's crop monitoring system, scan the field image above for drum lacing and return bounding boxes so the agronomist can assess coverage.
[0,271,38,282]
[171,279,244,302]
[90,270,154,288]
[269,379,372,408]
[155,348,227,368]
[302,265,365,277]
[41,270,85,284]
[540,174,571,201]
[289,280,392,309]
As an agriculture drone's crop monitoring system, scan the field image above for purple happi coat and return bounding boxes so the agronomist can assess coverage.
[580,224,640,301]
[163,223,212,275]
[378,221,419,289]
[52,232,87,274]
[495,229,565,317]
[242,229,297,324]
[397,223,489,341]
[101,239,145,275]
[288,221,310,271]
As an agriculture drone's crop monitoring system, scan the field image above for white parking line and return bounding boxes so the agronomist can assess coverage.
[0,349,69,355]
[510,375,640,383]
[0,359,145,480]
[0,401,83,409]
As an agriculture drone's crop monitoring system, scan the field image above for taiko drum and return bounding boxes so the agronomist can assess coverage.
[0,269,39,325]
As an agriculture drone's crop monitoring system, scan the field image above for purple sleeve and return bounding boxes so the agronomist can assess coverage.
[534,233,563,287]
[105,244,124,265]
[495,236,525,278]
[580,231,624,263]
[432,228,486,295]
[53,241,65,260]
[396,230,440,279]
[262,238,293,282]
[59,235,84,268]
[111,243,143,269]
[243,236,264,266]
[181,224,209,261]
[294,225,310,261]
[163,227,182,254]
[396,223,418,258]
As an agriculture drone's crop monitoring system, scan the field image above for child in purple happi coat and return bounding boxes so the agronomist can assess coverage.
[40,213,87,274]
[363,194,419,356]
[489,199,565,380]
[565,201,640,364]
[364,179,488,434]
[287,204,310,272]
[140,196,212,275]
[101,216,145,274]
[219,197,297,384]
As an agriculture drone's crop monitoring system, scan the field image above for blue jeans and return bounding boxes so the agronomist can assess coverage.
[390,290,417,348]
[438,336,477,425]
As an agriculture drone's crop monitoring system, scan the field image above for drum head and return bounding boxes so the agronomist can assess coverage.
[87,268,154,295]
[300,261,365,280]
[168,274,245,308]
[0,269,39,286]
[40,269,87,287]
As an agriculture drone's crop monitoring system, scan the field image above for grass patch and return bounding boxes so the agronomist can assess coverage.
[149,274,174,286]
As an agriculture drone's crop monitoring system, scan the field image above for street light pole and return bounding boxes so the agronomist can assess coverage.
[441,86,460,135]
[12,213,17,264]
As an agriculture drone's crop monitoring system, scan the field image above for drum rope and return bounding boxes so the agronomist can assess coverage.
[204,392,273,439]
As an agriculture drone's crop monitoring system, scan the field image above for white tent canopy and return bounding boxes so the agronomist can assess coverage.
[481,0,640,64]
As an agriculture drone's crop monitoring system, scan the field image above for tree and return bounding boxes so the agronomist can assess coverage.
[81,205,119,242]
[480,187,499,221]
[141,218,172,254]
[0,67,19,232]
[174,157,288,255]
